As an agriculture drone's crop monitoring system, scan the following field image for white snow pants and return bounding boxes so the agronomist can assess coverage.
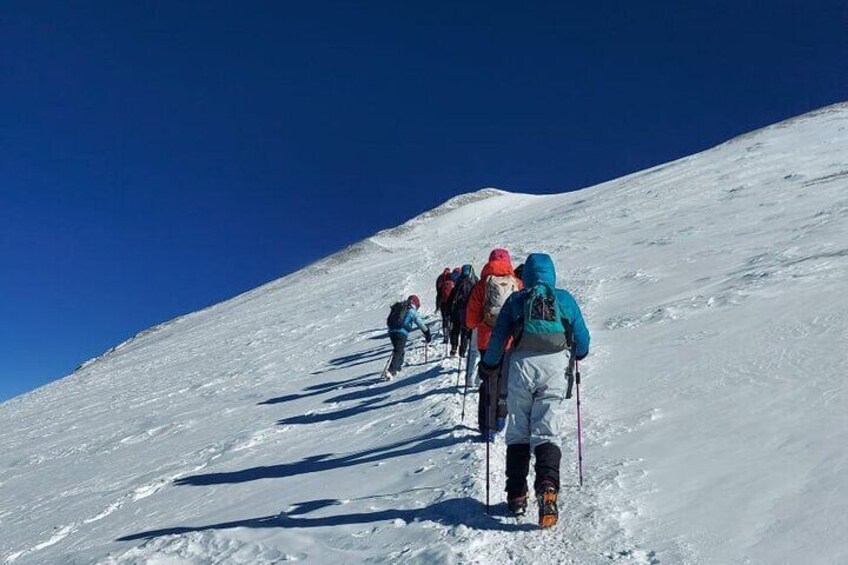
[505,350,570,449]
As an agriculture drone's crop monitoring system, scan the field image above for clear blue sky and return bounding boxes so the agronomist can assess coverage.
[1,1,845,401]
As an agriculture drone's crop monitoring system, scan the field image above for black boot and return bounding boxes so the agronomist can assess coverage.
[505,443,530,514]
[533,442,562,492]
[534,443,561,528]
[507,492,528,516]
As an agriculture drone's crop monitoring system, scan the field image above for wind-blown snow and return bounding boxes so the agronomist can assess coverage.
[1,103,847,564]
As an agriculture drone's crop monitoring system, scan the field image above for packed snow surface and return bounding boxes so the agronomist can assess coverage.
[2,103,847,564]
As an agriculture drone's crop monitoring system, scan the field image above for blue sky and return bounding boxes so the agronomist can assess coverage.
[1,1,846,401]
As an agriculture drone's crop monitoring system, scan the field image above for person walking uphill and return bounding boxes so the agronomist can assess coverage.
[466,248,522,439]
[445,264,477,357]
[435,268,454,344]
[479,253,590,528]
[385,295,432,380]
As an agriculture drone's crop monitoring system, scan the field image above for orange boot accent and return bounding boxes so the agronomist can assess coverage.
[537,487,558,529]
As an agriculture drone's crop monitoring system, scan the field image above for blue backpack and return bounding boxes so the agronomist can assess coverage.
[518,284,569,353]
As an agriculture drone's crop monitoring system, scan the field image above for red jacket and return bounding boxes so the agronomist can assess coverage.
[465,259,522,351]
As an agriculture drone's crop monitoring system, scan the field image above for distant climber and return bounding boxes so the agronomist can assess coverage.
[435,268,455,344]
[385,295,432,380]
[479,253,590,527]
[444,264,477,357]
[514,263,524,282]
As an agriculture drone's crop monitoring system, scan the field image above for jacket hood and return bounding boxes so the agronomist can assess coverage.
[481,259,515,278]
[488,248,511,262]
[523,253,556,287]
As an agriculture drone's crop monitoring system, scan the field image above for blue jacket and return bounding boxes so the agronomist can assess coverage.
[388,305,429,336]
[483,253,590,365]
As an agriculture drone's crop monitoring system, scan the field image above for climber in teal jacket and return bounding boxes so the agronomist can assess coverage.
[479,252,590,523]
[483,253,589,365]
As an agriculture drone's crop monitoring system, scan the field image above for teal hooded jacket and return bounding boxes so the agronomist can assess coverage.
[482,253,590,365]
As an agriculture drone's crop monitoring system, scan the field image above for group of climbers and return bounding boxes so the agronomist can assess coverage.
[384,248,590,529]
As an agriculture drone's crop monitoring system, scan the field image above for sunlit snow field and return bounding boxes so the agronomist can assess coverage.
[1,104,846,564]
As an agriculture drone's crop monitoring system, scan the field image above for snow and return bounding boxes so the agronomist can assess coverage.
[1,102,847,564]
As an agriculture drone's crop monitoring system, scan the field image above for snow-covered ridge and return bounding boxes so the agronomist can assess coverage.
[67,189,516,378]
[376,187,511,237]
[722,101,848,143]
[1,103,847,565]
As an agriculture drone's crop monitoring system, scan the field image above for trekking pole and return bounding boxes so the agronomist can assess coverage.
[460,377,469,421]
[460,347,472,420]
[485,383,491,514]
[425,341,429,364]
[575,360,584,486]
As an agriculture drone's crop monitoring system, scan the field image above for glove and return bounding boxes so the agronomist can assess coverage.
[478,361,499,382]
[423,329,432,343]
[496,397,508,431]
[497,396,508,418]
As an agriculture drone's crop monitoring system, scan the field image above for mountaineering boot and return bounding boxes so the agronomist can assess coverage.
[384,368,401,381]
[505,443,531,501]
[536,484,558,529]
[507,492,528,516]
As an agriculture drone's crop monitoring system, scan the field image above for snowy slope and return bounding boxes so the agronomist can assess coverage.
[1,103,847,565]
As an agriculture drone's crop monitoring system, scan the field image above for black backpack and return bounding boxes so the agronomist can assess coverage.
[387,301,409,330]
[450,276,476,319]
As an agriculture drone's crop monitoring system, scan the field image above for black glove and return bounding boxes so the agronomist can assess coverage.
[496,396,508,430]
[497,396,508,417]
[423,329,432,343]
[478,361,499,382]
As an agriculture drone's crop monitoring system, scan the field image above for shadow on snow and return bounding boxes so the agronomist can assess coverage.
[280,388,453,426]
[257,371,384,406]
[322,365,448,405]
[118,496,534,541]
[309,343,396,375]
[174,425,465,487]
